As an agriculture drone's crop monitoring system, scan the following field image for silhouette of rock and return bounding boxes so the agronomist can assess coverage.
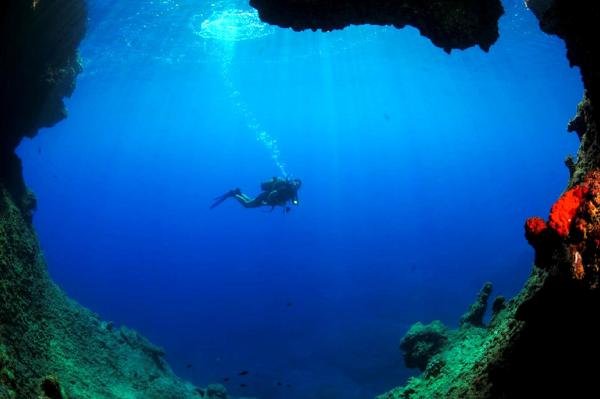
[250,0,504,53]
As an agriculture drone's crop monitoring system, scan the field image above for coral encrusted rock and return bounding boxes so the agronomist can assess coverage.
[0,187,205,398]
[400,321,449,371]
[459,282,493,327]
[380,282,507,398]
[525,170,600,287]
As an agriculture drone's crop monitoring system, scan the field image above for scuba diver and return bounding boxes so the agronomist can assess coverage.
[210,177,302,212]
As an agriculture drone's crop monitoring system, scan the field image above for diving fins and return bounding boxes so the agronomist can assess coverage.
[209,189,239,209]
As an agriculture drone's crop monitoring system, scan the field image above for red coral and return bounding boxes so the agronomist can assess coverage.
[525,170,600,284]
[548,185,589,237]
[525,217,547,244]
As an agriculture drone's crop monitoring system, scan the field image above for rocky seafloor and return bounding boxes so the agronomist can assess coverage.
[2,0,599,397]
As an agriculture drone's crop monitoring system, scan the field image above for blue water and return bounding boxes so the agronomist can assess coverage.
[18,0,582,398]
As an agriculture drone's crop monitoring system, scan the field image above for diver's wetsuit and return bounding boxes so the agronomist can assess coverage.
[211,177,301,210]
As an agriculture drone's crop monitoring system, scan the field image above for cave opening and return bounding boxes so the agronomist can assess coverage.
[12,0,583,398]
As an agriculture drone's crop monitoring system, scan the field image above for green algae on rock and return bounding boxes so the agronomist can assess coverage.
[400,321,449,371]
[0,186,209,398]
[381,267,600,397]
[378,281,528,399]
[459,282,493,327]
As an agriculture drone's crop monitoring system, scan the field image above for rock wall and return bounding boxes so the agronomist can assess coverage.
[1,0,85,217]
[0,1,216,398]
[0,0,85,154]
[0,187,204,398]
[528,1,599,126]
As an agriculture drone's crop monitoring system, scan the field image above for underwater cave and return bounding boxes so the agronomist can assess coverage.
[1,0,600,398]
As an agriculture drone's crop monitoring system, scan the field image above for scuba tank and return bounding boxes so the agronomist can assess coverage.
[260,177,281,191]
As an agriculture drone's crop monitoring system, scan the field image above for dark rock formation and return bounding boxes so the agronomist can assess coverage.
[0,152,36,221]
[490,295,505,317]
[485,272,600,398]
[0,0,86,154]
[567,95,599,186]
[526,1,600,193]
[1,0,84,218]
[40,376,66,399]
[400,321,449,371]
[526,1,600,128]
[249,0,504,53]
[459,282,492,327]
[0,1,221,398]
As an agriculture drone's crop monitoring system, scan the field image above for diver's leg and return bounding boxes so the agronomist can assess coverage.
[233,194,262,208]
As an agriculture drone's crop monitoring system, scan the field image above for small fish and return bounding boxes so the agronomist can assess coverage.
[286,384,292,388]
[286,302,293,307]
[240,384,248,388]
[238,370,249,376]
[384,113,391,121]
[186,364,192,369]
[277,382,283,386]
[223,377,230,383]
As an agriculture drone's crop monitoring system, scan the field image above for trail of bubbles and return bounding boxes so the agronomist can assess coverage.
[195,8,288,177]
